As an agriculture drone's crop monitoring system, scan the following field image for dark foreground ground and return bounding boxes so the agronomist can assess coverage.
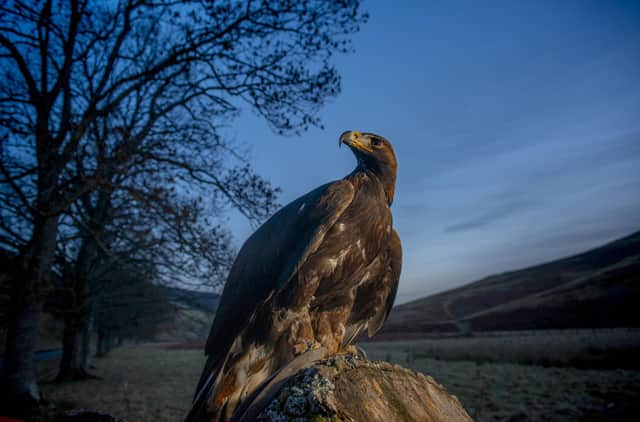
[28,329,640,421]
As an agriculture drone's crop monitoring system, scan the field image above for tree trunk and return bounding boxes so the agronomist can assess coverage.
[81,313,92,370]
[57,315,87,381]
[96,326,113,357]
[57,192,109,380]
[65,190,111,369]
[3,302,42,408]
[96,325,106,357]
[105,330,113,353]
[3,110,62,407]
[58,310,94,381]
[2,214,59,412]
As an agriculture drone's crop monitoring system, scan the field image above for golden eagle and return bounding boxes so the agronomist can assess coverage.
[186,131,401,421]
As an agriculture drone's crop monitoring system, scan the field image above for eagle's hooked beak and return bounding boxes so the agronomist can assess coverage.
[339,130,373,153]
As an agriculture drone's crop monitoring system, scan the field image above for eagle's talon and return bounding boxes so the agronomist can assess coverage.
[340,344,359,356]
[356,346,368,359]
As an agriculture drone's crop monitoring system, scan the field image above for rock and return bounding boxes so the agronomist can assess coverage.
[252,353,472,422]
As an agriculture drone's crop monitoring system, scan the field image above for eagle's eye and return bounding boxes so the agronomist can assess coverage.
[371,137,382,147]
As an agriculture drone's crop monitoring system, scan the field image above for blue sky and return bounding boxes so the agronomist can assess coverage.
[226,0,640,304]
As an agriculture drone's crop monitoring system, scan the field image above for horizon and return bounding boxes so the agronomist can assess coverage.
[394,227,640,306]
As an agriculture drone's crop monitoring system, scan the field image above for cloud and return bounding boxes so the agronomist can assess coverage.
[444,194,537,233]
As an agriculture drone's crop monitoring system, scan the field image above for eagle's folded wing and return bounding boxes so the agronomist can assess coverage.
[204,180,355,360]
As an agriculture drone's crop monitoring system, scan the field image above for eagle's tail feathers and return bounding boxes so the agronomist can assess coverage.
[341,321,366,349]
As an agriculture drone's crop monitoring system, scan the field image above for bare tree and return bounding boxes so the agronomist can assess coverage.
[49,83,285,380]
[0,0,365,408]
[53,154,255,380]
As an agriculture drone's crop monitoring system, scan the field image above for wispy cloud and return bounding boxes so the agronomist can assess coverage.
[444,194,537,233]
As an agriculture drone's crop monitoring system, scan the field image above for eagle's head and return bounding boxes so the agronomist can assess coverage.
[340,130,397,203]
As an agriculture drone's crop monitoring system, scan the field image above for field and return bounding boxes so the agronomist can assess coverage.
[36,330,640,421]
[364,328,640,368]
[39,344,206,421]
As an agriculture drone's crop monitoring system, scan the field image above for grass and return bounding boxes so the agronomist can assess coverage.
[39,344,205,422]
[364,328,640,368]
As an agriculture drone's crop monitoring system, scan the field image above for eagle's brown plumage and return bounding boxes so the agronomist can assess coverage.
[186,131,401,422]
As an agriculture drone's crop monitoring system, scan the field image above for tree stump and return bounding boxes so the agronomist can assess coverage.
[238,353,472,422]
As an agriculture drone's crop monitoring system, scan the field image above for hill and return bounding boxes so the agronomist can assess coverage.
[164,286,220,314]
[375,230,640,340]
[155,287,220,343]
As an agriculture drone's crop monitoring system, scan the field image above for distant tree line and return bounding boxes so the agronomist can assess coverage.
[0,0,366,415]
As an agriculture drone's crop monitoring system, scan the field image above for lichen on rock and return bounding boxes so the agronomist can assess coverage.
[257,367,338,421]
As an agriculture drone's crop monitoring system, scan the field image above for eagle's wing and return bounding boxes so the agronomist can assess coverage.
[367,229,402,336]
[204,180,355,360]
[341,229,402,346]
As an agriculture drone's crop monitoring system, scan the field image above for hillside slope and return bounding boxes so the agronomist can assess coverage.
[164,286,220,314]
[156,287,220,342]
[375,230,640,339]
